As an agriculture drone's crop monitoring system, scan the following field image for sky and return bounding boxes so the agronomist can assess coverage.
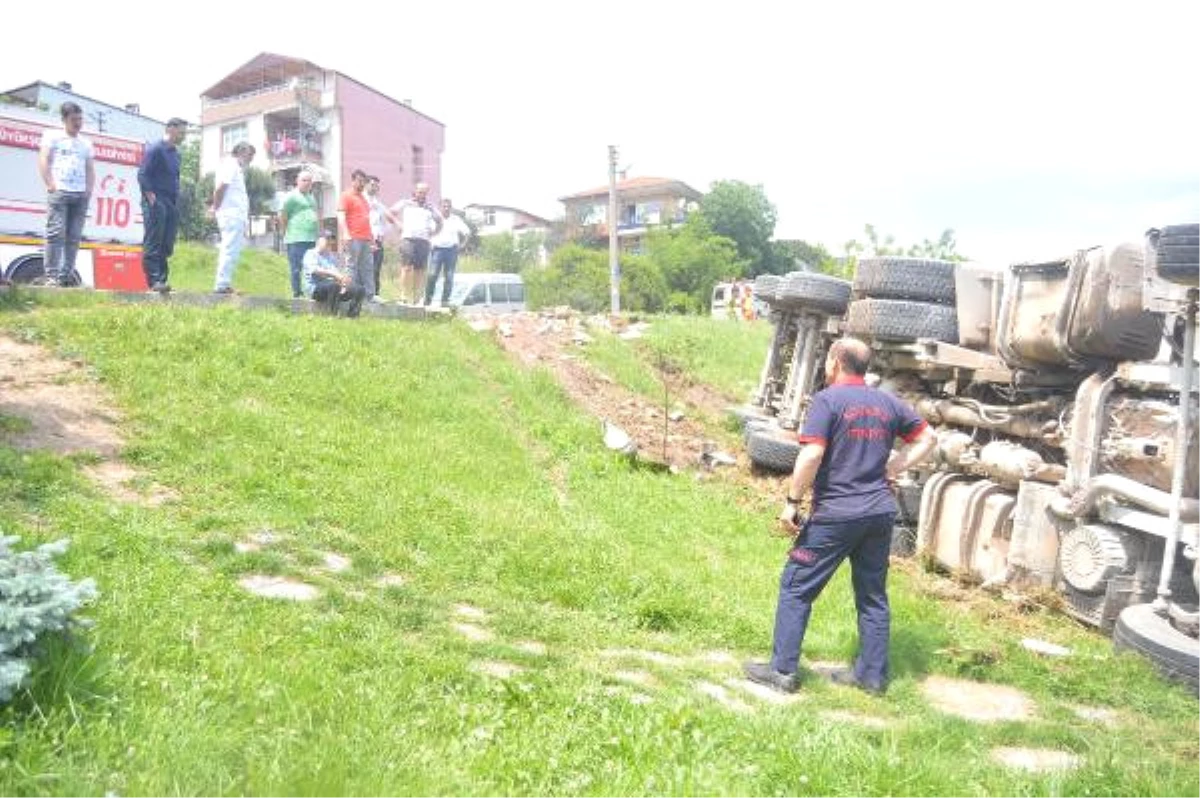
[5,0,1197,264]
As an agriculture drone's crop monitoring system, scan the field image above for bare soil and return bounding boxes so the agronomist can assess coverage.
[0,334,173,506]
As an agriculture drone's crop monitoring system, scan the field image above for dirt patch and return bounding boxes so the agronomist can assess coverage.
[453,604,489,621]
[598,648,684,667]
[481,311,753,475]
[453,623,494,642]
[694,680,753,713]
[319,552,352,573]
[728,678,803,705]
[0,334,170,505]
[238,575,321,601]
[991,747,1081,773]
[514,641,547,656]
[612,670,658,688]
[921,675,1035,722]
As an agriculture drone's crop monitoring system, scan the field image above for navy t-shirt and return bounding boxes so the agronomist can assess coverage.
[797,377,926,522]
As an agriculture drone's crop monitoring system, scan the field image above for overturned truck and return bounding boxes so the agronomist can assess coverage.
[736,224,1200,689]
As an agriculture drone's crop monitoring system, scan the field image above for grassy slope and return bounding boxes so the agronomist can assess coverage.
[0,298,1194,796]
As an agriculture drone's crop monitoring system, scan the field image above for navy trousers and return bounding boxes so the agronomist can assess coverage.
[770,512,894,689]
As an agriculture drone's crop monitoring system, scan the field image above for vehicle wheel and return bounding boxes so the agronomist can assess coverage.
[1113,603,1199,690]
[1151,224,1199,283]
[727,404,773,429]
[754,274,782,305]
[8,256,45,284]
[773,272,852,314]
[844,298,959,342]
[746,427,800,473]
[853,257,957,304]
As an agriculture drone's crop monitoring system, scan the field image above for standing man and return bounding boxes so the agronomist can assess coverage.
[279,169,319,298]
[390,182,442,304]
[365,176,398,302]
[37,102,94,287]
[743,337,936,695]
[337,169,375,299]
[426,198,469,306]
[210,141,255,294]
[137,117,188,293]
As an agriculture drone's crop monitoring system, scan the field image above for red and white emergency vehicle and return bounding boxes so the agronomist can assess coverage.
[0,105,147,290]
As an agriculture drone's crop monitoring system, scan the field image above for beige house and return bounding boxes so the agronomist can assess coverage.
[559,176,702,252]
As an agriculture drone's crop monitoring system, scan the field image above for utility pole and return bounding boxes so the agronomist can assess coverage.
[608,145,620,314]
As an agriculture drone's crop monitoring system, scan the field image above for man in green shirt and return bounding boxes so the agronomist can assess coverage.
[278,169,320,298]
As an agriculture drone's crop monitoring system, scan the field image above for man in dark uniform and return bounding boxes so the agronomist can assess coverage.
[744,337,937,695]
[137,117,188,293]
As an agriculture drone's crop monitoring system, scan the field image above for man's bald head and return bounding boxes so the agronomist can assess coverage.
[829,337,872,376]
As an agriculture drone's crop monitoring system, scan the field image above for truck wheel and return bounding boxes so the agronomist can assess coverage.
[1113,603,1199,690]
[852,257,957,304]
[7,256,45,284]
[845,298,959,342]
[1151,223,1199,283]
[746,427,800,473]
[754,274,782,305]
[727,404,773,430]
[773,272,852,314]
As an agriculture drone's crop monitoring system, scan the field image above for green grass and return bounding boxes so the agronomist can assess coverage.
[581,314,774,406]
[0,300,1195,796]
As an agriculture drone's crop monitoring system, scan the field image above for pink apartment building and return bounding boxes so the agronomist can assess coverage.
[199,52,445,232]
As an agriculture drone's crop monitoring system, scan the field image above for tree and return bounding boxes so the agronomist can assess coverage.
[643,215,745,314]
[843,224,966,262]
[243,166,277,218]
[767,239,845,276]
[177,139,215,242]
[698,180,777,276]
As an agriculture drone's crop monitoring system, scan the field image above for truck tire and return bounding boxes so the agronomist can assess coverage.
[852,257,957,304]
[754,274,782,305]
[1113,603,1199,690]
[747,427,800,473]
[773,272,852,314]
[1150,224,1199,283]
[727,404,773,430]
[7,256,45,284]
[844,298,959,342]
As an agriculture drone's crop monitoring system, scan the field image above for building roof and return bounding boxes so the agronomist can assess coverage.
[463,203,552,226]
[0,80,171,125]
[200,53,324,100]
[200,52,444,127]
[558,176,703,203]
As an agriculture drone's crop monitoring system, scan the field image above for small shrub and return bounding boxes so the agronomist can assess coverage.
[0,535,98,703]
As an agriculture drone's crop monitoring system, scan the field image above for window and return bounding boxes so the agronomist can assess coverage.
[221,122,248,154]
[462,284,486,306]
[489,283,509,303]
[412,145,425,179]
[483,209,496,227]
[508,282,524,302]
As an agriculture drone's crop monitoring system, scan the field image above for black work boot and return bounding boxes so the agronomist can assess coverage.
[742,661,799,693]
[828,667,886,696]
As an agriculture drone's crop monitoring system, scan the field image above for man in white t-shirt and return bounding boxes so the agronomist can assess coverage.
[37,102,95,286]
[390,182,443,303]
[209,141,255,294]
[426,198,471,306]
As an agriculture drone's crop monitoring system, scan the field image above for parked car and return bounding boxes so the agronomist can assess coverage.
[438,273,526,314]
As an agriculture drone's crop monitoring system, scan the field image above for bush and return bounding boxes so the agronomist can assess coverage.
[0,535,98,703]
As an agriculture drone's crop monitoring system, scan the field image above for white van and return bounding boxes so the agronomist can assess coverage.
[440,272,526,314]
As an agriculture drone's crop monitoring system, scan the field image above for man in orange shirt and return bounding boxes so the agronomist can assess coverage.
[337,169,375,299]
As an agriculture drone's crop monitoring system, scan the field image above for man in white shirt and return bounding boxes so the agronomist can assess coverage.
[390,182,442,304]
[209,141,255,294]
[37,102,95,286]
[426,198,471,306]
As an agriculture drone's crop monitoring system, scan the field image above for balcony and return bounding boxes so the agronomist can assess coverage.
[200,84,323,126]
[265,127,323,167]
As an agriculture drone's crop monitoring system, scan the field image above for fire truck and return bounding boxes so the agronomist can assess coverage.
[0,105,147,290]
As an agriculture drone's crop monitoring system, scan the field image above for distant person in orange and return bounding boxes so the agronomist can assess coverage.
[742,283,755,321]
[337,169,376,299]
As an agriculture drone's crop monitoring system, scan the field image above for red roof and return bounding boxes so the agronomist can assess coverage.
[559,176,702,202]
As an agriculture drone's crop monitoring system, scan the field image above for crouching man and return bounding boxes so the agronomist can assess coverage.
[302,236,365,318]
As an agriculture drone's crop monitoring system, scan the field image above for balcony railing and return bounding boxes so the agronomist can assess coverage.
[266,128,323,161]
